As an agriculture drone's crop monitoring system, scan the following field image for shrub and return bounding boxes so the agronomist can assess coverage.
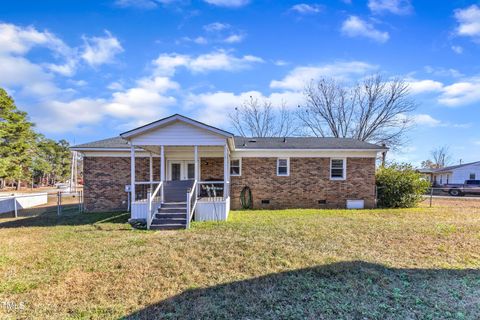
[376,163,430,208]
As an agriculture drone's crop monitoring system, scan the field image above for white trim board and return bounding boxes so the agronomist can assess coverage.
[77,149,380,158]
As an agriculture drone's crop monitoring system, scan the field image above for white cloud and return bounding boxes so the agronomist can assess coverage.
[274,60,288,66]
[451,45,464,54]
[104,76,178,119]
[454,5,480,39]
[114,0,177,9]
[413,114,441,127]
[290,3,323,14]
[203,0,250,8]
[0,23,70,56]
[81,31,124,67]
[368,0,413,15]
[0,54,59,97]
[107,81,124,91]
[407,79,444,94]
[341,16,389,43]
[203,22,231,32]
[154,50,264,75]
[423,66,463,78]
[154,53,190,76]
[186,36,209,45]
[37,76,179,132]
[0,22,77,79]
[223,33,244,43]
[270,61,378,91]
[438,79,480,107]
[35,98,106,133]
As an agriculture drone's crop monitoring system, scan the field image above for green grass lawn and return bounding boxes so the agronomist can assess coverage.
[0,207,479,319]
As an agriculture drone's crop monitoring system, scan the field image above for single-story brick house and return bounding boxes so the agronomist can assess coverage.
[71,114,386,229]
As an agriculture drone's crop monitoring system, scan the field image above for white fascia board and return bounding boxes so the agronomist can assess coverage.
[71,147,132,151]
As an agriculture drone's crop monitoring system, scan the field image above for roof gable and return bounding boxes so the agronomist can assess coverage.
[120,114,233,139]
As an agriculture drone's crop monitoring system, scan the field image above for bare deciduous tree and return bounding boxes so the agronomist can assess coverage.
[229,96,298,137]
[298,75,416,150]
[430,145,452,168]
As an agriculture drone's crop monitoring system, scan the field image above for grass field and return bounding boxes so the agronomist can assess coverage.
[0,206,479,319]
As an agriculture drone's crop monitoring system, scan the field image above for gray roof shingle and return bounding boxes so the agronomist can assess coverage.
[421,161,480,173]
[72,137,130,149]
[233,137,384,150]
[72,136,385,150]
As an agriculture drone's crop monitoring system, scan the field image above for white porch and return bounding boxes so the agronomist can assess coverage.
[121,115,234,230]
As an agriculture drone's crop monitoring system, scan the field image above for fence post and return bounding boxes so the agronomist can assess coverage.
[57,192,61,216]
[429,187,433,208]
[13,196,18,218]
[78,191,81,213]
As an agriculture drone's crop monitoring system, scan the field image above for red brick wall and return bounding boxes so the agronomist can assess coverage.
[83,157,160,212]
[200,157,224,180]
[83,156,376,212]
[230,157,376,209]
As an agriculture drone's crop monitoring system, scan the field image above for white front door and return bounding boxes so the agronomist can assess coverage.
[168,161,195,181]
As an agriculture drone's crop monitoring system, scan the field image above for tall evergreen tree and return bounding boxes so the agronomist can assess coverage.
[0,89,36,189]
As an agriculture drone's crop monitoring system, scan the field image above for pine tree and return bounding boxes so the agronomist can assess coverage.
[0,89,36,189]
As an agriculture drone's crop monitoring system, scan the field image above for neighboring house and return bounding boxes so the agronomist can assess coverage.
[418,161,480,186]
[71,114,386,229]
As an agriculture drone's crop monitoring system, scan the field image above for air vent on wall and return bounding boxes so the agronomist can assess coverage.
[318,199,327,204]
[261,199,270,204]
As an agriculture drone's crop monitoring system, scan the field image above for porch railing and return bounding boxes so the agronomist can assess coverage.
[198,181,229,200]
[134,181,161,202]
[147,181,163,230]
[186,180,198,229]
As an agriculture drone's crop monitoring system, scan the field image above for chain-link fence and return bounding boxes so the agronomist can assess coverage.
[0,190,83,219]
[419,187,480,208]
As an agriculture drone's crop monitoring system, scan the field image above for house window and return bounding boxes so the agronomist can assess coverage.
[470,173,476,180]
[330,158,346,180]
[230,158,241,176]
[277,158,289,176]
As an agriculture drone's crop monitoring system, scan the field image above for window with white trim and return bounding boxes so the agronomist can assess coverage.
[277,158,289,176]
[230,158,241,176]
[330,158,346,180]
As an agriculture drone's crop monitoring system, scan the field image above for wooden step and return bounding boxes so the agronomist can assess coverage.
[155,212,185,218]
[152,217,186,225]
[161,202,186,208]
[150,224,186,230]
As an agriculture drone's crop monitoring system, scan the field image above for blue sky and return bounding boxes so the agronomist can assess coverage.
[1,0,480,165]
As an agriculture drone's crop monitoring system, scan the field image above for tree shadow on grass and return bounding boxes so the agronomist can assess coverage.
[126,261,480,320]
[0,209,130,228]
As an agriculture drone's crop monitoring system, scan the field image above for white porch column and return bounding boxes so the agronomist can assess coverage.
[149,152,153,190]
[130,144,136,202]
[224,145,229,199]
[160,145,165,181]
[194,146,199,181]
